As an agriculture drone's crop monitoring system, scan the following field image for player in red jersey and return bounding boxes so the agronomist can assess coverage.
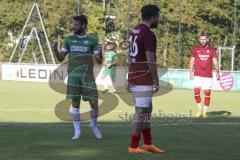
[127,4,165,154]
[190,32,220,118]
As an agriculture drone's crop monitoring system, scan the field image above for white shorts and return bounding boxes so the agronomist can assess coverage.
[130,84,153,108]
[193,76,213,90]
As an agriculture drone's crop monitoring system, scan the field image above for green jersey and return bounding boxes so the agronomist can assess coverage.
[62,34,100,75]
[103,50,116,66]
[101,50,117,81]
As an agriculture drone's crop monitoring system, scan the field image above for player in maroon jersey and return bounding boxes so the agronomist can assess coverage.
[190,32,220,118]
[127,4,165,154]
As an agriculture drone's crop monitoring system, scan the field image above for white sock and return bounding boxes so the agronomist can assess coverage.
[197,103,202,110]
[103,84,108,90]
[73,124,81,136]
[90,108,99,127]
[70,107,80,135]
[204,106,208,113]
[112,85,116,92]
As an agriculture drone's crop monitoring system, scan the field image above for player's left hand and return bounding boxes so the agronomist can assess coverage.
[126,83,131,93]
[216,72,220,81]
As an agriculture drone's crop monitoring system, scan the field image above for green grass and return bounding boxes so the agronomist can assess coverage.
[0,80,240,160]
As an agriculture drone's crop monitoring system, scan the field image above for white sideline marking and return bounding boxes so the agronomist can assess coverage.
[0,122,240,127]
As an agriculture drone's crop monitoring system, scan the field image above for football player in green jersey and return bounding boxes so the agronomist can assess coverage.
[100,42,118,93]
[52,15,102,140]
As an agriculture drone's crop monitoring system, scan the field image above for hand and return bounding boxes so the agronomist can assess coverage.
[190,72,194,80]
[51,40,58,51]
[126,83,131,93]
[216,72,220,81]
[103,63,108,67]
[153,81,159,93]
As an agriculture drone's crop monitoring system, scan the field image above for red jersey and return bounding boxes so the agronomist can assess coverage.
[128,24,157,85]
[191,45,217,78]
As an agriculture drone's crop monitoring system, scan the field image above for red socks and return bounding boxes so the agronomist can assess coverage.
[194,87,201,103]
[130,134,141,148]
[142,128,152,145]
[204,90,211,106]
[130,128,152,148]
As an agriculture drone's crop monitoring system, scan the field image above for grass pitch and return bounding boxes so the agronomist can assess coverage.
[0,80,240,160]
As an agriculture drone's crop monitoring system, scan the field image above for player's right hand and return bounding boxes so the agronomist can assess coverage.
[216,72,220,81]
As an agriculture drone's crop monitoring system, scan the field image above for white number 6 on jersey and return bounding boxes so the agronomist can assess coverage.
[129,35,138,57]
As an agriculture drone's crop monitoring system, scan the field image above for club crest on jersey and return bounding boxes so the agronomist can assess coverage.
[199,54,209,61]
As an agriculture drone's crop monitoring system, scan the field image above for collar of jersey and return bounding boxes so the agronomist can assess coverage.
[199,44,209,48]
[75,34,87,38]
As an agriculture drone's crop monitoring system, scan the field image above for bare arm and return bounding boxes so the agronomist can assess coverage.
[189,57,195,80]
[213,58,219,72]
[93,42,103,64]
[93,49,103,64]
[146,51,159,92]
[94,55,102,64]
[213,57,220,80]
[51,41,67,62]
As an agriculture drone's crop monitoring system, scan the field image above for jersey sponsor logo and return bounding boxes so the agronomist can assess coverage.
[198,54,209,61]
[70,46,89,52]
[84,40,89,45]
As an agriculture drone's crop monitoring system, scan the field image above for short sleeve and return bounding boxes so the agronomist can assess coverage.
[191,47,196,57]
[92,37,101,56]
[144,32,156,53]
[61,37,69,53]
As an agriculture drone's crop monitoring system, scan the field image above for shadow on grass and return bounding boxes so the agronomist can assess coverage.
[207,111,231,117]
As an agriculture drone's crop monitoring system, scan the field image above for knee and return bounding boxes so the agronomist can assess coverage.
[136,107,148,115]
[204,90,211,96]
[147,107,152,114]
[90,99,98,109]
[72,100,80,108]
[194,87,201,95]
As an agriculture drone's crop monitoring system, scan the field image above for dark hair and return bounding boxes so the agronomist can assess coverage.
[141,4,160,21]
[200,32,208,37]
[73,15,88,26]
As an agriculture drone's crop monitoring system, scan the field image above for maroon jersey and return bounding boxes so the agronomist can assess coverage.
[191,45,217,78]
[128,24,157,85]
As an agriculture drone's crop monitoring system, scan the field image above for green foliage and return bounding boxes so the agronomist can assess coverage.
[0,0,240,70]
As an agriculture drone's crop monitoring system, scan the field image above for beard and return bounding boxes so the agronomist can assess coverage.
[74,29,81,34]
[73,26,85,35]
[201,42,208,46]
